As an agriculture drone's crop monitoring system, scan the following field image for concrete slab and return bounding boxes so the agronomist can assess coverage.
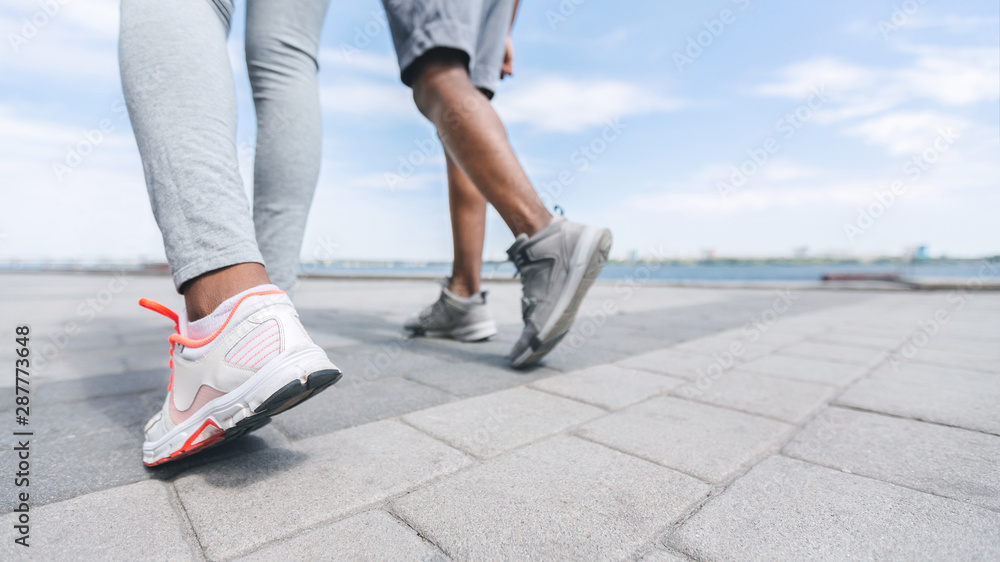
[836,362,1000,435]
[530,364,685,410]
[237,510,442,561]
[785,407,1000,510]
[392,435,710,560]
[402,387,603,458]
[577,396,793,482]
[174,419,471,560]
[1,480,199,561]
[675,369,836,423]
[739,354,868,386]
[669,456,1000,560]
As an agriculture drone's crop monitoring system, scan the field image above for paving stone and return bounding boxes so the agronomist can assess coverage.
[577,396,793,482]
[836,362,1000,435]
[922,336,1000,359]
[0,394,152,512]
[272,376,452,440]
[30,368,168,407]
[404,356,558,398]
[530,364,685,410]
[778,341,887,365]
[175,419,471,560]
[392,435,710,560]
[815,331,903,350]
[739,354,868,386]
[403,387,603,458]
[666,330,746,357]
[322,340,455,382]
[674,369,836,423]
[1,480,199,560]
[639,548,689,561]
[785,407,1000,511]
[897,347,1000,373]
[617,348,736,380]
[669,456,1000,560]
[238,510,441,561]
[542,340,638,372]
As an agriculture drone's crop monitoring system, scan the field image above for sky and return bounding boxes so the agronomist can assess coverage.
[1,0,998,264]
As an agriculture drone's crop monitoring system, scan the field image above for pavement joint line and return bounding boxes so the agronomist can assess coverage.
[524,383,615,412]
[568,431,714,486]
[185,438,478,559]
[889,356,999,375]
[824,403,1000,439]
[166,481,209,561]
[775,451,1000,515]
[662,390,816,426]
[385,504,454,560]
[656,340,903,547]
[393,388,616,462]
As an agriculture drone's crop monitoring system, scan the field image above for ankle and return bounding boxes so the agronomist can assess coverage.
[182,263,272,321]
[448,277,479,298]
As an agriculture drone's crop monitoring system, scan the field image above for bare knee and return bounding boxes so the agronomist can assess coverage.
[409,48,471,119]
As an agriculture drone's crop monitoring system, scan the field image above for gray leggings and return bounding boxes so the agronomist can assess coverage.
[119,0,329,293]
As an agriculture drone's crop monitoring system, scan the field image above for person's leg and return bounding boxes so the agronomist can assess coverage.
[410,50,551,238]
[119,0,267,320]
[119,0,341,466]
[445,151,488,298]
[244,0,330,294]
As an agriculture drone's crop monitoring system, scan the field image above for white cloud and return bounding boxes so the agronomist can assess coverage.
[754,57,878,100]
[894,45,1000,105]
[754,43,999,155]
[843,111,968,155]
[494,77,682,133]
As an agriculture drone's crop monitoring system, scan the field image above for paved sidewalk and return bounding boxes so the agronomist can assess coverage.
[1,273,998,560]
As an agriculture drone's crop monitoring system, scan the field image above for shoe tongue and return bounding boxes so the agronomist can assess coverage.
[506,233,530,260]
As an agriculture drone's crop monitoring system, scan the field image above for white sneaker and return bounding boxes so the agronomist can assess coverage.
[138,289,341,466]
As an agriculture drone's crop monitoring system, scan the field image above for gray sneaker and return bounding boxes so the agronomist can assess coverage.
[404,279,498,342]
[507,216,612,368]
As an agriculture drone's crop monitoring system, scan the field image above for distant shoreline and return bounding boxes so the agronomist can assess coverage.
[3,258,998,291]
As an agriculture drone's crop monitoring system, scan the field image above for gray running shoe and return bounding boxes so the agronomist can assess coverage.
[507,216,613,368]
[404,279,498,342]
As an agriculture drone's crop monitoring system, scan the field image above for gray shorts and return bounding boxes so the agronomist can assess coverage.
[381,0,515,97]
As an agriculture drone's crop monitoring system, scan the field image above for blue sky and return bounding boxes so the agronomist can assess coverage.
[1,0,998,263]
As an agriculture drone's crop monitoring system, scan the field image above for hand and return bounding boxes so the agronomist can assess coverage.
[500,35,514,79]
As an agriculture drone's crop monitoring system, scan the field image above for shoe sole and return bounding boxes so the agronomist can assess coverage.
[143,353,341,467]
[425,320,499,342]
[511,227,613,368]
